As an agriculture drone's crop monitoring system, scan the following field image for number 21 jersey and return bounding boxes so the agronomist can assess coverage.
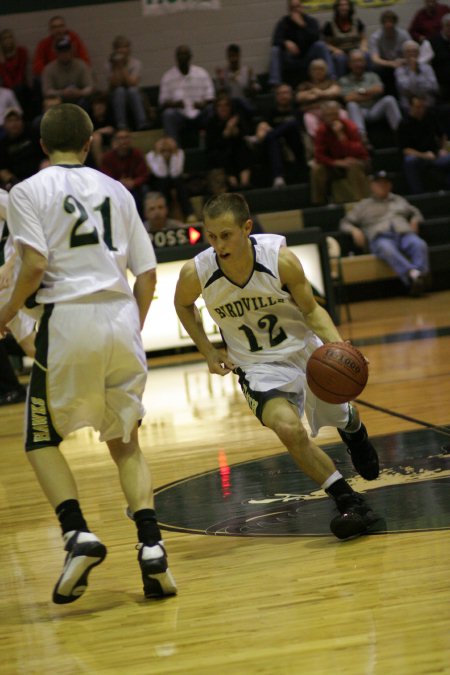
[7,164,156,304]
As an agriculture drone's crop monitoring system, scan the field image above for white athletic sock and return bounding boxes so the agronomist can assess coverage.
[321,470,343,491]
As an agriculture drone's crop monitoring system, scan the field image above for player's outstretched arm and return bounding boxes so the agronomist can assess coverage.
[278,247,343,344]
[174,260,234,376]
[133,268,156,330]
[0,245,47,336]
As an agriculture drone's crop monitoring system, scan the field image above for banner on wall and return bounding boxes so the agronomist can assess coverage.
[303,0,398,8]
[142,0,221,16]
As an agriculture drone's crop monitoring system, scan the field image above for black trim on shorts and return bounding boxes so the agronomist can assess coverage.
[25,304,63,451]
[235,367,297,425]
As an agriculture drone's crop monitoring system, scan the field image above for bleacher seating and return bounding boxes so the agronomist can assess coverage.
[131,78,450,301]
[242,183,310,213]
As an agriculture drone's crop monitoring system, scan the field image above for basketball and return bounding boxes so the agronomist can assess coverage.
[306,342,368,404]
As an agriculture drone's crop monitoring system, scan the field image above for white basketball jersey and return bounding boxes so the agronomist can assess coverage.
[195,234,315,366]
[7,165,156,304]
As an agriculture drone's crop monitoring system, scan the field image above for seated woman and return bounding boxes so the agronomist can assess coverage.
[296,59,346,156]
[322,0,369,77]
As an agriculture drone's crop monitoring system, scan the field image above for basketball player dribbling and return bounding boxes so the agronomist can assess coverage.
[0,103,176,603]
[175,193,381,540]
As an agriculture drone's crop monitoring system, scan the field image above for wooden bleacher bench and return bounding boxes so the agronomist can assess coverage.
[340,254,396,284]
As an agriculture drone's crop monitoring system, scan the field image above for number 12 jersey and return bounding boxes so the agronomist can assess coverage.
[195,233,314,366]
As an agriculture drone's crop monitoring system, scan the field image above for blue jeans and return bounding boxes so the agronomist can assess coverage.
[265,119,304,179]
[370,231,429,286]
[269,41,336,86]
[346,96,402,137]
[403,154,450,194]
[161,107,211,145]
[111,86,148,130]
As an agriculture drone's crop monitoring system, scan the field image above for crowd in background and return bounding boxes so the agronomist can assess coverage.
[0,0,450,219]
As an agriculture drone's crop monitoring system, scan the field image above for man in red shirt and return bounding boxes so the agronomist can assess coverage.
[32,15,91,78]
[311,100,369,204]
[409,0,450,43]
[100,128,149,215]
[0,29,30,114]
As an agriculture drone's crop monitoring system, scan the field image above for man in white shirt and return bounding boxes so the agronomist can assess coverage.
[0,103,177,604]
[158,44,215,145]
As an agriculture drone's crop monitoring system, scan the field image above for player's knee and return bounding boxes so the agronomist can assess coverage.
[273,417,307,448]
[107,438,139,462]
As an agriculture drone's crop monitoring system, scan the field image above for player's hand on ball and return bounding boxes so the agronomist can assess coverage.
[344,339,370,364]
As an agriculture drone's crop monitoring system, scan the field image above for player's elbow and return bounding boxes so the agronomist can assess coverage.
[139,267,156,288]
[22,247,48,277]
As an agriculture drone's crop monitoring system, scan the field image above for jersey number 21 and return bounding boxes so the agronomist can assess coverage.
[64,195,117,251]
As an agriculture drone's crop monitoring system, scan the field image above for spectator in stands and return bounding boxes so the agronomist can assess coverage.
[143,191,186,234]
[369,10,411,96]
[100,127,149,214]
[430,14,450,100]
[0,108,43,190]
[296,59,344,150]
[409,0,450,44]
[32,15,91,78]
[106,35,149,131]
[395,40,439,111]
[41,36,94,109]
[88,91,115,167]
[31,93,62,139]
[205,93,253,192]
[158,45,215,146]
[339,171,429,296]
[0,87,21,139]
[398,94,450,193]
[269,0,335,88]
[215,44,261,116]
[0,30,30,115]
[146,135,196,222]
[340,49,402,146]
[311,100,369,205]
[322,0,369,77]
[250,83,305,188]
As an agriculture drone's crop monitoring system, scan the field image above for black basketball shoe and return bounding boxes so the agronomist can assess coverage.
[330,492,382,540]
[338,423,380,480]
[137,542,177,599]
[53,531,107,604]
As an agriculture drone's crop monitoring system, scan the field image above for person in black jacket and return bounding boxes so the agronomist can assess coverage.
[205,93,253,192]
[398,94,450,193]
[269,0,336,87]
[0,108,43,189]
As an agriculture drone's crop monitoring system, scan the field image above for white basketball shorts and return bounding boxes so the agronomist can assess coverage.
[235,335,350,436]
[25,292,147,450]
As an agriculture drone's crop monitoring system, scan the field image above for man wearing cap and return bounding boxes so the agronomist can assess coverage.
[41,36,94,108]
[339,171,430,296]
[32,15,91,78]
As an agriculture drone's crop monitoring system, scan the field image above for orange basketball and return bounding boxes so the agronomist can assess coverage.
[306,342,368,404]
